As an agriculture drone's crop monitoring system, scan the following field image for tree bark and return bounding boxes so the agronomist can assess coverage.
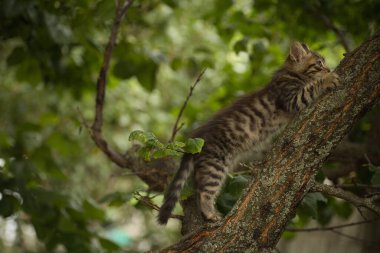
[154,34,380,253]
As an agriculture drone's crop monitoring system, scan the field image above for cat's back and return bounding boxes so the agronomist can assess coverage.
[191,86,280,149]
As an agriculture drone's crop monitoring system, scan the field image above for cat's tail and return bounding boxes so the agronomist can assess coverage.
[158,153,193,225]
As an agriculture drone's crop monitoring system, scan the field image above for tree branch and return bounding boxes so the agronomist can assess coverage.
[286,218,379,232]
[306,4,351,52]
[337,184,380,192]
[158,34,380,252]
[134,192,183,221]
[169,69,206,142]
[330,229,380,245]
[312,182,380,216]
[91,0,134,168]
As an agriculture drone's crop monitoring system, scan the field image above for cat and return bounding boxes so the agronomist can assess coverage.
[158,42,340,224]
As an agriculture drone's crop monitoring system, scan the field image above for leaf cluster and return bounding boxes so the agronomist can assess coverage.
[129,130,204,160]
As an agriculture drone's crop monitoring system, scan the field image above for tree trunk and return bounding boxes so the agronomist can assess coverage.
[155,34,380,253]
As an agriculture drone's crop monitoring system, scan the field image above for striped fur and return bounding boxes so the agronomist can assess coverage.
[158,42,340,224]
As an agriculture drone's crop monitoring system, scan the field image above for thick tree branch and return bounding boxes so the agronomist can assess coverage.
[91,0,134,168]
[311,182,380,215]
[158,34,380,253]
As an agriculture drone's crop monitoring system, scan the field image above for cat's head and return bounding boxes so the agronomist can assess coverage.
[285,42,330,76]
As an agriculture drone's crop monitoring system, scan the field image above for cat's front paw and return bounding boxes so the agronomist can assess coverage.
[324,72,341,89]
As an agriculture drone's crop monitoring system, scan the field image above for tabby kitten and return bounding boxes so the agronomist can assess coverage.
[158,42,340,224]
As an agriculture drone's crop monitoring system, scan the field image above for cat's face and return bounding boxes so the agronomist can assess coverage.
[285,42,331,76]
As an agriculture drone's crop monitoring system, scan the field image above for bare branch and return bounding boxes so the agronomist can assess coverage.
[91,0,134,168]
[312,182,380,216]
[306,4,351,52]
[76,106,92,134]
[287,216,380,246]
[337,184,380,192]
[330,230,380,246]
[287,218,379,232]
[169,69,206,142]
[134,192,183,221]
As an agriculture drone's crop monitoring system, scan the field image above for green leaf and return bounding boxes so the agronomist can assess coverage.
[224,175,249,196]
[39,113,60,126]
[82,200,105,220]
[32,188,69,207]
[217,175,250,214]
[368,164,380,185]
[0,192,21,217]
[6,46,27,66]
[332,201,353,219]
[217,192,237,214]
[371,173,380,185]
[316,204,334,225]
[47,133,79,156]
[138,146,152,161]
[184,138,204,154]
[98,237,121,251]
[136,60,158,92]
[100,192,132,207]
[129,130,158,144]
[58,214,78,233]
[282,231,297,240]
[15,57,42,85]
[368,164,380,173]
[128,130,146,142]
[233,37,249,53]
[299,192,327,218]
[129,130,185,159]
[113,43,158,92]
[169,141,186,148]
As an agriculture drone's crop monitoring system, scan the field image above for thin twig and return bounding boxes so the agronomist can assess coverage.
[287,218,379,232]
[357,206,370,220]
[91,0,134,167]
[76,106,92,134]
[169,69,206,142]
[306,4,351,52]
[134,192,183,221]
[287,218,380,246]
[311,182,380,216]
[330,230,380,246]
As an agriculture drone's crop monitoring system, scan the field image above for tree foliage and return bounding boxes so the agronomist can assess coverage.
[0,0,379,252]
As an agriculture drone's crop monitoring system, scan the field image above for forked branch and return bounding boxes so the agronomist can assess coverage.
[312,182,380,216]
[91,0,134,168]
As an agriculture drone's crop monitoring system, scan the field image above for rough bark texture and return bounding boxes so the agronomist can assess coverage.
[153,34,380,253]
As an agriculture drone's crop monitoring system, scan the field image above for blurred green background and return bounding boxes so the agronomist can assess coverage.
[1,0,380,252]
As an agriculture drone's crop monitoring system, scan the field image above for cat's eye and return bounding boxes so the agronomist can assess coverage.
[316,60,323,66]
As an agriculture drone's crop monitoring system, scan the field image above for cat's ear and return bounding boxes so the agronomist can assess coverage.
[301,43,310,52]
[288,42,308,62]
